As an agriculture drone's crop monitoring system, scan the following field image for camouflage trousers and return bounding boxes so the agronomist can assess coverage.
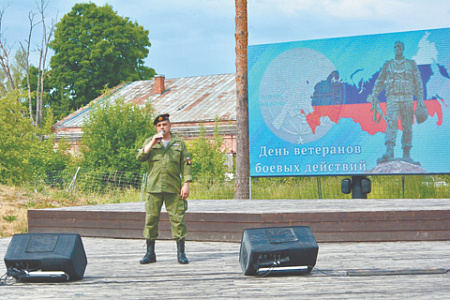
[143,192,188,241]
[385,98,414,150]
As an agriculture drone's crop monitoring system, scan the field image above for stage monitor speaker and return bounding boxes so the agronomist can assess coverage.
[4,233,87,281]
[239,226,318,276]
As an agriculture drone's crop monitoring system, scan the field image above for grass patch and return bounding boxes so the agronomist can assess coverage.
[0,184,141,237]
[1,174,450,237]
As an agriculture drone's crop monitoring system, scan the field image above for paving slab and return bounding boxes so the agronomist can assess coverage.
[1,237,449,299]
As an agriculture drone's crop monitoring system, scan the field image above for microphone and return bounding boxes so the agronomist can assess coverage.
[157,131,164,143]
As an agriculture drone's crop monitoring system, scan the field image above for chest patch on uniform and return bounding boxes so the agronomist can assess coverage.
[186,157,192,165]
[173,143,180,147]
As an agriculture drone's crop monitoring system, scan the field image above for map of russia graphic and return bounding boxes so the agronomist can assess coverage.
[307,100,444,135]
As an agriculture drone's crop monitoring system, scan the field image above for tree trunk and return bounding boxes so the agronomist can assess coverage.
[35,0,55,129]
[234,0,250,199]
[0,43,16,92]
[23,12,36,124]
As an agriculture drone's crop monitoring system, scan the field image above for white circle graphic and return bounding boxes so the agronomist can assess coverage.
[259,48,338,144]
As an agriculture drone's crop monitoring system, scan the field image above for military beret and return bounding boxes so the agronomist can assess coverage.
[154,113,170,125]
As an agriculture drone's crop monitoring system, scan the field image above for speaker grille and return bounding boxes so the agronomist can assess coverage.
[266,227,298,244]
[25,235,59,253]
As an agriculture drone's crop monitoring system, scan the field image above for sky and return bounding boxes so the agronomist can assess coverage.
[1,0,450,79]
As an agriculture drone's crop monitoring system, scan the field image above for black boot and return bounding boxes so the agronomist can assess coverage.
[140,239,156,264]
[377,145,394,164]
[176,239,189,264]
[402,147,420,165]
[403,147,413,163]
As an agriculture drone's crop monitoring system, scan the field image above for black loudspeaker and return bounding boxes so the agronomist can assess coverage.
[239,226,319,276]
[4,233,87,281]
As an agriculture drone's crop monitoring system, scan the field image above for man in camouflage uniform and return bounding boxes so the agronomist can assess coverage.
[137,113,193,264]
[371,41,425,164]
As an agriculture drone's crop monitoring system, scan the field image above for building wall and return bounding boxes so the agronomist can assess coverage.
[53,121,237,154]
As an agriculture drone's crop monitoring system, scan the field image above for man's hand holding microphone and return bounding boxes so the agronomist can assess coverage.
[143,131,164,153]
[156,131,164,143]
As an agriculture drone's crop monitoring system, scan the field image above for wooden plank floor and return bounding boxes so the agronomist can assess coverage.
[28,198,450,242]
[1,237,449,299]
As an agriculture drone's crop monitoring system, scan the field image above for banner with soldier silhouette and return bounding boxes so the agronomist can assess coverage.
[249,27,450,176]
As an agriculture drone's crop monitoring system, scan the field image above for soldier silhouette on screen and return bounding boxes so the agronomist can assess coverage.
[369,41,426,165]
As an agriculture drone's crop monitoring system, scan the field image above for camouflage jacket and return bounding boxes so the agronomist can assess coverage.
[137,134,193,194]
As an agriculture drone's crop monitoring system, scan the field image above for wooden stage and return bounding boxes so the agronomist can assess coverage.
[1,237,449,298]
[27,198,450,242]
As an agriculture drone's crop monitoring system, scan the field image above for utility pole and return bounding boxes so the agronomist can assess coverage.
[234,0,250,199]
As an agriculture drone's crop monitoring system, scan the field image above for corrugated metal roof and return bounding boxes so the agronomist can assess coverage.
[53,73,236,130]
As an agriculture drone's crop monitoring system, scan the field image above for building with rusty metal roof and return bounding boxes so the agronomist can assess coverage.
[52,73,237,153]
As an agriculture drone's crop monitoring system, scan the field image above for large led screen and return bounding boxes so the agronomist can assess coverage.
[249,27,450,177]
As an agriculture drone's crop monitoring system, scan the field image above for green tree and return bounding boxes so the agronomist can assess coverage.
[29,108,73,180]
[80,94,154,174]
[0,48,27,96]
[187,123,231,184]
[1,1,57,128]
[22,65,71,121]
[0,91,72,185]
[49,3,155,111]
[21,65,48,112]
[0,91,36,183]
